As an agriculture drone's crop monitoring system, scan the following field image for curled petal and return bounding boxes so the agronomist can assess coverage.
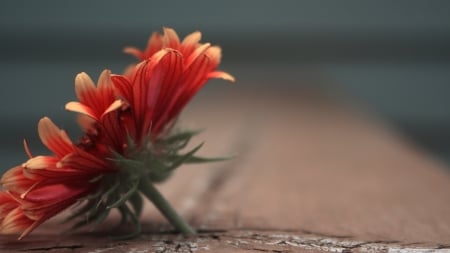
[65,101,97,120]
[38,117,73,158]
[205,46,222,66]
[101,100,124,119]
[185,43,211,69]
[207,71,235,82]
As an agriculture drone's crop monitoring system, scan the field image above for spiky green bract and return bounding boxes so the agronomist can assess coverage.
[65,129,229,238]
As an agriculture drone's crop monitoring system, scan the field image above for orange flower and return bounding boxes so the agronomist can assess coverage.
[0,117,113,239]
[65,70,127,152]
[0,27,234,240]
[65,70,123,122]
[23,117,114,182]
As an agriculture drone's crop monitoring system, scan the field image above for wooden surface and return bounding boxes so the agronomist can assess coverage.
[1,87,450,252]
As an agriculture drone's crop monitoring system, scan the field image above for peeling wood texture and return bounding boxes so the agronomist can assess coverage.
[1,87,450,252]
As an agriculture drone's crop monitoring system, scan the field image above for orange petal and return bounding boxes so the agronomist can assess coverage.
[181,31,201,56]
[74,72,96,103]
[23,156,57,170]
[65,102,98,120]
[1,208,34,236]
[182,31,201,46]
[148,49,172,70]
[185,42,211,69]
[162,27,180,49]
[101,99,124,119]
[23,139,33,158]
[205,46,222,65]
[97,69,113,90]
[0,166,35,193]
[38,117,73,157]
[207,71,235,82]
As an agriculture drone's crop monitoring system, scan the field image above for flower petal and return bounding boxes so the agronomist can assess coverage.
[101,99,124,119]
[207,71,235,82]
[65,101,98,120]
[76,115,97,135]
[1,207,34,236]
[74,72,96,103]
[181,31,201,57]
[0,166,36,193]
[185,42,211,70]
[38,117,73,157]
[123,46,144,59]
[205,46,222,66]
[23,156,58,170]
[162,27,180,49]
[111,74,133,103]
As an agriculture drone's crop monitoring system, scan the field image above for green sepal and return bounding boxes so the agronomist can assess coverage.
[112,204,142,240]
[181,154,234,164]
[129,192,144,217]
[107,179,140,209]
[163,129,203,146]
[70,206,110,231]
[65,127,231,237]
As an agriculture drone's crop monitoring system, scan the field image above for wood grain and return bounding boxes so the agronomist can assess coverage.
[1,87,450,252]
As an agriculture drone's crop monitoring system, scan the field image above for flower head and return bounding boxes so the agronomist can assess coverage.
[0,27,234,239]
[118,27,234,139]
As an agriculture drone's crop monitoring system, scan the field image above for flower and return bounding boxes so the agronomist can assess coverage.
[0,27,234,240]
[118,27,234,139]
[1,117,111,239]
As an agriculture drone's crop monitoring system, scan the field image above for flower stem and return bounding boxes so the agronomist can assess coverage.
[139,179,195,235]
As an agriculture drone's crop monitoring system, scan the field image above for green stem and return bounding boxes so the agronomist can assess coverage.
[139,179,195,235]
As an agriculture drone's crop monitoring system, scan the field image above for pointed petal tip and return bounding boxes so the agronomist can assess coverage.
[206,46,222,63]
[74,72,96,101]
[100,99,124,119]
[162,27,181,48]
[38,117,57,142]
[207,71,235,83]
[182,31,202,45]
[98,69,113,89]
[65,102,98,120]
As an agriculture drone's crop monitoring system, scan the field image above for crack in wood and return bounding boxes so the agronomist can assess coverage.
[20,245,83,251]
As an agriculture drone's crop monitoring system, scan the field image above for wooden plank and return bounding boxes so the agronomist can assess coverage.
[1,87,450,252]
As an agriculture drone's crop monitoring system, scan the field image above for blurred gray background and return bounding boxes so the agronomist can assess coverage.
[0,0,450,170]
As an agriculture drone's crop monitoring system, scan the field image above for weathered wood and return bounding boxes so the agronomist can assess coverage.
[1,87,450,252]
